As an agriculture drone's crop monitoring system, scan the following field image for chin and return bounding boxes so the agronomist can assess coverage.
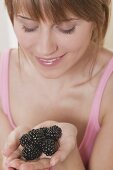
[39,70,64,79]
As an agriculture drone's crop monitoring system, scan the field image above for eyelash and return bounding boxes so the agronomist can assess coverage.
[22,26,37,32]
[60,26,75,34]
[22,26,75,34]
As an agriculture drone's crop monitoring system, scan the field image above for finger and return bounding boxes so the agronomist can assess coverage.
[4,166,16,170]
[50,141,74,166]
[3,126,30,157]
[33,121,58,129]
[8,158,50,170]
[50,150,65,166]
[2,156,15,170]
[8,158,26,169]
[5,148,21,165]
[19,158,50,170]
[7,166,16,170]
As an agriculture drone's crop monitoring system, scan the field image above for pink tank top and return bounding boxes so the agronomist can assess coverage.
[0,49,113,166]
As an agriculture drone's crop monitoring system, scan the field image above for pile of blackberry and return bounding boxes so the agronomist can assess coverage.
[19,125,62,160]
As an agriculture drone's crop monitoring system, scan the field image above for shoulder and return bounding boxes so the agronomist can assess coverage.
[0,48,17,56]
[91,47,113,79]
[95,48,113,122]
[0,49,13,105]
[89,49,113,169]
[97,47,113,66]
[0,49,8,62]
[0,48,18,63]
[98,47,113,88]
[99,48,113,122]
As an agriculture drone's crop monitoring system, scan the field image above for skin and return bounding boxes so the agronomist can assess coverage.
[13,13,94,78]
[9,13,95,144]
[0,9,113,170]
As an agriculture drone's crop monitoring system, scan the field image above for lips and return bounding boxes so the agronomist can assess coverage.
[36,55,64,67]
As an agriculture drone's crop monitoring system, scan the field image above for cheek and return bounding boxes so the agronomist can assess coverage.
[58,36,90,54]
[14,27,36,49]
[68,27,93,53]
[57,26,93,54]
[18,35,34,49]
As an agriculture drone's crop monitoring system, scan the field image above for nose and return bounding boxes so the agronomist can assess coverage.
[36,30,58,56]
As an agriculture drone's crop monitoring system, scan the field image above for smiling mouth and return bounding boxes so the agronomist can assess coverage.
[36,55,65,67]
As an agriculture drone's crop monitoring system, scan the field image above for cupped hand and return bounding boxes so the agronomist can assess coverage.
[3,121,77,170]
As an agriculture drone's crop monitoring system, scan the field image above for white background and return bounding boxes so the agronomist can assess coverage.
[0,0,113,52]
[0,0,17,51]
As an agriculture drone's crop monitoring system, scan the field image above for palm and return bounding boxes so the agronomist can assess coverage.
[3,121,77,169]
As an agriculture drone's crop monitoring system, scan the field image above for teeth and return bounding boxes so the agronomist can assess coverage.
[39,57,61,65]
[40,58,58,62]
[38,56,62,65]
[44,61,53,65]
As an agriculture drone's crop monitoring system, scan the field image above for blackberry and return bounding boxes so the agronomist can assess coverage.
[28,129,43,144]
[42,139,59,156]
[19,134,31,147]
[22,145,42,160]
[38,127,48,136]
[28,129,46,149]
[45,125,62,141]
[20,125,62,160]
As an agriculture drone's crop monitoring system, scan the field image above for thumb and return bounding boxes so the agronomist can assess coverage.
[50,138,76,167]
[3,126,30,157]
[50,146,72,166]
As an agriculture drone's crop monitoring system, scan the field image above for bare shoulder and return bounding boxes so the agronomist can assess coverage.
[89,49,113,169]
[10,48,19,65]
[93,47,113,79]
[100,47,113,96]
[98,47,113,63]
[0,48,18,65]
[99,48,113,120]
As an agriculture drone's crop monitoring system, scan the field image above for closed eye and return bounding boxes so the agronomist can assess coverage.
[22,26,38,32]
[59,26,76,34]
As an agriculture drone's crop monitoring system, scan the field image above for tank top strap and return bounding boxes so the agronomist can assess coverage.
[89,57,113,127]
[0,49,16,128]
[79,57,113,164]
[0,49,10,107]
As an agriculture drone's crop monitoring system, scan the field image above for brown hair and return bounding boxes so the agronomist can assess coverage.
[5,0,111,45]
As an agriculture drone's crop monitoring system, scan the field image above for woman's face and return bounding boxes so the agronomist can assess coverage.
[14,12,94,78]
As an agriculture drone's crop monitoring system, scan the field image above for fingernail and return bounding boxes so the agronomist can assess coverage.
[6,158,10,164]
[2,149,9,156]
[5,160,9,166]
[2,145,8,155]
[51,157,59,167]
[2,150,6,155]
[50,160,56,166]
